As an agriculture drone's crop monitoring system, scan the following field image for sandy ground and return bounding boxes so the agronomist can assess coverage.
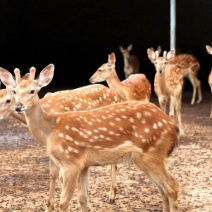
[0,91,211,212]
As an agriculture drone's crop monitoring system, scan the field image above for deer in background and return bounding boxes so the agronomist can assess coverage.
[147,48,184,137]
[0,68,122,211]
[206,44,212,118]
[89,52,151,203]
[1,64,179,212]
[155,46,202,105]
[119,44,140,78]
[89,52,151,102]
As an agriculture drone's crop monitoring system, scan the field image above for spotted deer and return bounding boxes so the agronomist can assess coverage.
[0,68,122,210]
[119,44,140,78]
[2,64,179,212]
[147,48,184,137]
[89,52,151,102]
[89,52,151,203]
[206,45,212,118]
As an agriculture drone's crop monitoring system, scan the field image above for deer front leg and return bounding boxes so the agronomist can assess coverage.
[158,95,168,114]
[45,159,59,212]
[77,167,90,212]
[59,166,79,212]
[108,164,117,204]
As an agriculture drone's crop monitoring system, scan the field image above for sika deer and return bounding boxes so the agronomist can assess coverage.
[89,52,151,203]
[147,48,184,137]
[119,44,140,78]
[89,52,151,102]
[2,64,179,212]
[206,45,212,118]
[168,53,202,105]
[0,67,121,211]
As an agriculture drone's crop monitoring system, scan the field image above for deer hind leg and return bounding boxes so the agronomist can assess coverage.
[45,159,59,212]
[132,153,179,212]
[108,164,117,204]
[77,167,90,212]
[175,94,183,137]
[59,166,80,212]
[188,74,202,104]
[195,78,202,104]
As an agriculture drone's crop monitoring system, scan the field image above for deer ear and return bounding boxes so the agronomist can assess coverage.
[166,49,175,60]
[147,48,156,61]
[206,45,212,54]
[0,67,16,89]
[108,53,116,66]
[119,45,124,52]
[128,44,133,51]
[37,64,54,88]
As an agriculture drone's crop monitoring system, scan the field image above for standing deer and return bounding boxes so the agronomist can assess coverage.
[0,68,122,210]
[206,44,212,118]
[89,52,151,203]
[1,64,179,212]
[147,48,184,137]
[152,46,202,104]
[89,52,151,102]
[119,44,140,78]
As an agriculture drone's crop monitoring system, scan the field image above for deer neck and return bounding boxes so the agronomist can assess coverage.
[155,69,169,95]
[123,56,130,68]
[106,69,129,101]
[24,96,54,145]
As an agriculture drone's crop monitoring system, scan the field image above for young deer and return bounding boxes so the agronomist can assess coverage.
[89,52,151,203]
[206,45,212,118]
[2,64,179,212]
[0,68,122,210]
[89,52,151,102]
[147,48,184,137]
[119,44,140,78]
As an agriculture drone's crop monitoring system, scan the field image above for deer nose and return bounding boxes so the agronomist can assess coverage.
[159,69,163,74]
[14,102,23,112]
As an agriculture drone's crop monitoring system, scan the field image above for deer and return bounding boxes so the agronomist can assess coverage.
[89,52,151,102]
[206,44,212,118]
[154,46,202,105]
[119,44,140,78]
[0,68,123,210]
[0,64,180,212]
[89,52,151,203]
[147,48,184,137]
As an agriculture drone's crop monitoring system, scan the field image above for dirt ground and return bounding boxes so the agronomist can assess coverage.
[0,91,211,212]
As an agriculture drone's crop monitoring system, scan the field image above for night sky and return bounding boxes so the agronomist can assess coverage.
[0,0,212,92]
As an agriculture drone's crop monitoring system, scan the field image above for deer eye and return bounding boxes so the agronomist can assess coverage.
[13,90,16,94]
[30,90,35,94]
[6,99,11,104]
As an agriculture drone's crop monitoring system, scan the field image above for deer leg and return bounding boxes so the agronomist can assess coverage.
[133,153,179,212]
[77,167,90,212]
[59,166,79,212]
[108,164,117,204]
[196,79,202,104]
[45,159,59,212]
[175,95,183,137]
[169,96,175,121]
[158,96,168,114]
[188,74,198,105]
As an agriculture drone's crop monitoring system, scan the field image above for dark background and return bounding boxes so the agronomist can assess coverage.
[0,0,212,92]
